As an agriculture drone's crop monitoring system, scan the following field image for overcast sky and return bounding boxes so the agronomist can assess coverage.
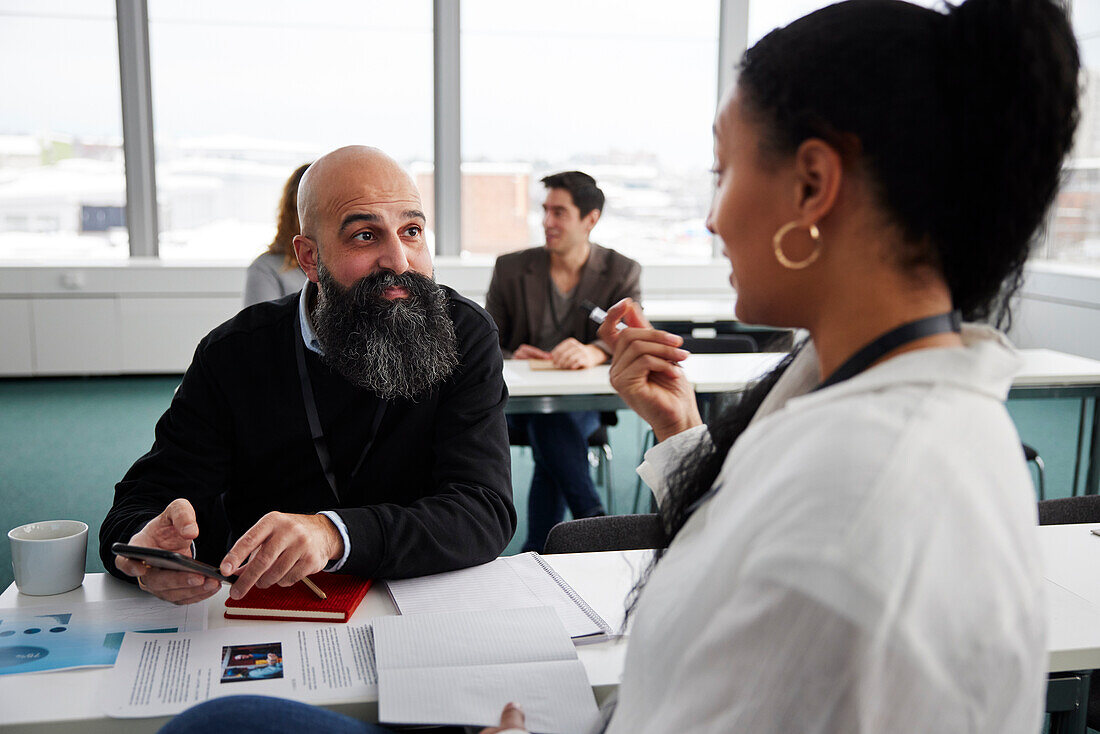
[1,0,1095,170]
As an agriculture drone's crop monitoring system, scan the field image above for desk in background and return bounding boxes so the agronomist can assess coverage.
[503,349,1100,496]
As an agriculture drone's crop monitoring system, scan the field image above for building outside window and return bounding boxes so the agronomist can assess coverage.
[1045,2,1100,265]
[0,0,128,260]
[147,0,433,261]
[458,0,720,262]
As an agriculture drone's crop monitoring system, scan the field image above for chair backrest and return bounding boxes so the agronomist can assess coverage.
[1037,495,1100,525]
[543,514,668,554]
[679,334,757,354]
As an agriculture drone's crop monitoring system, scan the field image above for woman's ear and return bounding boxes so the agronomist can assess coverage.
[792,138,843,225]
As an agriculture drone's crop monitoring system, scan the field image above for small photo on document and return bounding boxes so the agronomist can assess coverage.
[219,642,284,684]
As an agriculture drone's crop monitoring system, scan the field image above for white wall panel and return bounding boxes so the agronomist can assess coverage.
[1,261,1098,375]
[32,298,121,375]
[1010,298,1100,360]
[0,299,34,375]
[119,297,241,373]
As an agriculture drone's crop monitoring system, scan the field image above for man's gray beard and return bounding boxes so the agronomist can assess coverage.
[312,264,459,401]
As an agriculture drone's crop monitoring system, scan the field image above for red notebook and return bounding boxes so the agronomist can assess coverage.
[224,573,373,623]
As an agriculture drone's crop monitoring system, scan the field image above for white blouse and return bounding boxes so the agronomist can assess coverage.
[607,326,1046,734]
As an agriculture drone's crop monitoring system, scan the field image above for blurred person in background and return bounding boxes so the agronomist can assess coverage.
[486,172,641,552]
[243,163,310,306]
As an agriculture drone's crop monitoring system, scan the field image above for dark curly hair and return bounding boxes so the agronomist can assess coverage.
[626,0,1081,623]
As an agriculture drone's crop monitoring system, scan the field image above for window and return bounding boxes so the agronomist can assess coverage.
[147,0,433,261]
[1044,2,1100,266]
[459,0,720,262]
[0,0,128,260]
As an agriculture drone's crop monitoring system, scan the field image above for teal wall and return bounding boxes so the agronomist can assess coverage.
[0,377,1091,592]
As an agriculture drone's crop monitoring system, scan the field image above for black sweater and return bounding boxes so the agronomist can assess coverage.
[100,286,515,580]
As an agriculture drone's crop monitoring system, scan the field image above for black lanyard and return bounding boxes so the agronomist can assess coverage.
[815,310,962,392]
[294,315,387,502]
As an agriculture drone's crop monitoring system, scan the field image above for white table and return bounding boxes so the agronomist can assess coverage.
[6,527,1100,732]
[1037,523,1100,733]
[502,352,784,414]
[0,552,641,733]
[505,349,1100,402]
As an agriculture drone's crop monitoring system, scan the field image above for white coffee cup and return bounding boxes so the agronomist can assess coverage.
[8,520,88,596]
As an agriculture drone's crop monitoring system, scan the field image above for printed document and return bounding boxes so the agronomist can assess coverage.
[373,606,600,734]
[102,622,378,718]
[0,598,205,675]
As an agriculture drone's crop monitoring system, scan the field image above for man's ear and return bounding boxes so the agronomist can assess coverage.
[791,139,843,226]
[582,208,601,234]
[293,234,320,283]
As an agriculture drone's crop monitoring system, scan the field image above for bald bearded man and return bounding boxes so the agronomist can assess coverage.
[100,146,515,604]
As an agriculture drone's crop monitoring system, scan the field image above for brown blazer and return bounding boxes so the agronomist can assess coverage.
[485,243,642,357]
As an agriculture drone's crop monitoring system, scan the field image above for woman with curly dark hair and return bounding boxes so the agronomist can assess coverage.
[593,1,1080,732]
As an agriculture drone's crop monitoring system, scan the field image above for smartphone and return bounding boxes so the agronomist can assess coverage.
[111,543,237,583]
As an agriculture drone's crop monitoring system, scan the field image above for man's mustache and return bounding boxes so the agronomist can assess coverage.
[342,270,435,303]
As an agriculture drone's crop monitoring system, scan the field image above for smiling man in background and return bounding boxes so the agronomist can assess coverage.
[485,171,641,552]
[101,146,515,603]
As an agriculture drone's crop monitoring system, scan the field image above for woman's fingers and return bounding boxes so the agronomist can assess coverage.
[614,337,689,369]
[599,298,652,348]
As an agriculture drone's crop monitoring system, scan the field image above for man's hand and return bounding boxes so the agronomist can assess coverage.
[116,498,220,605]
[479,702,528,734]
[513,344,553,360]
[550,338,607,370]
[220,512,344,600]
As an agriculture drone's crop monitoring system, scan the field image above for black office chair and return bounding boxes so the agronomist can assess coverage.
[1038,495,1100,733]
[509,411,618,514]
[650,320,795,353]
[543,513,668,554]
[1038,495,1100,525]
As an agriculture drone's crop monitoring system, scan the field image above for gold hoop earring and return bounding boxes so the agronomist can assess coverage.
[772,221,822,270]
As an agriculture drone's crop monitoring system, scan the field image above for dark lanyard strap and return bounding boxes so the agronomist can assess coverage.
[294,316,387,502]
[816,310,962,391]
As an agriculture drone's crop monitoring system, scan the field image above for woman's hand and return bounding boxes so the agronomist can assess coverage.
[598,298,702,441]
[479,702,528,733]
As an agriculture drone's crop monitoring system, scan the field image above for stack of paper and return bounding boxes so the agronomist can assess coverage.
[373,606,600,734]
[385,552,613,641]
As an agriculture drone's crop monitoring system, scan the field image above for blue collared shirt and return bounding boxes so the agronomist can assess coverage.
[298,282,324,357]
[298,283,352,572]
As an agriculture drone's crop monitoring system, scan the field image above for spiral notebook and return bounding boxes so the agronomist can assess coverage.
[384,552,613,642]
